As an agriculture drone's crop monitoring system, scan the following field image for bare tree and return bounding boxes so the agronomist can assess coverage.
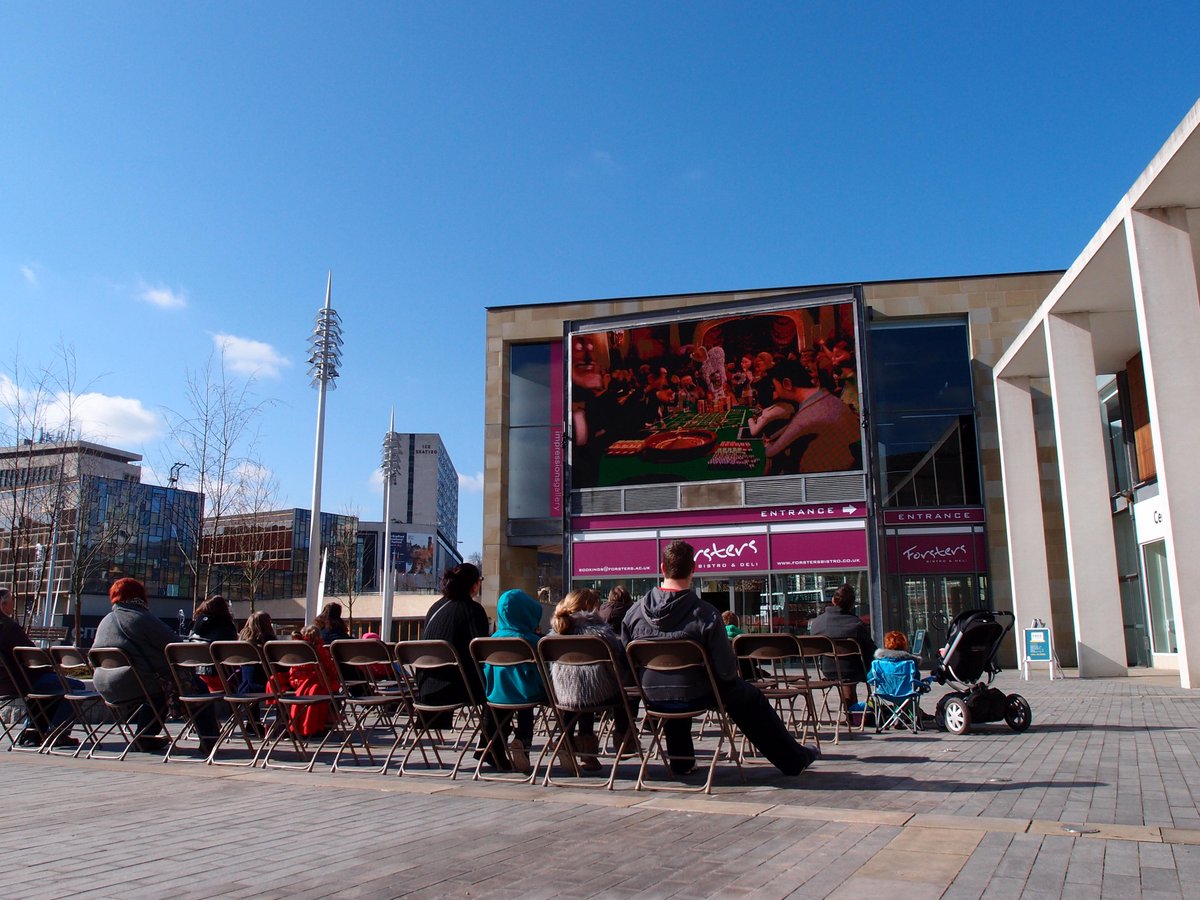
[225,461,282,614]
[0,342,92,626]
[326,506,361,630]
[164,350,270,611]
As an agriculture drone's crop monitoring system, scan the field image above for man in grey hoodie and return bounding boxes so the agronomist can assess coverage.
[622,540,817,776]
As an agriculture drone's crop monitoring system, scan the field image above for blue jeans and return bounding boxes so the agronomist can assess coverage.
[25,672,86,733]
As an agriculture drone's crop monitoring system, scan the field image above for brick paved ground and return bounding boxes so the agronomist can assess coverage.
[3,671,1199,898]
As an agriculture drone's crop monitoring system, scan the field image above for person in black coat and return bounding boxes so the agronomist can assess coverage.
[807,583,877,707]
[417,563,509,769]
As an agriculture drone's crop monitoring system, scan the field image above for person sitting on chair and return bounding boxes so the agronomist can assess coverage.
[621,540,818,777]
[872,631,932,724]
[808,583,876,709]
[0,588,82,748]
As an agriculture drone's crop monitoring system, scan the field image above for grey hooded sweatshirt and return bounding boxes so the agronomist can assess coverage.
[621,587,739,705]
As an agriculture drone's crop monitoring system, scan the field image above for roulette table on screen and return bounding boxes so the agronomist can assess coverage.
[596,406,766,487]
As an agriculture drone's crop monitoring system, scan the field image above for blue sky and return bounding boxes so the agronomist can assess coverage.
[2,2,1198,557]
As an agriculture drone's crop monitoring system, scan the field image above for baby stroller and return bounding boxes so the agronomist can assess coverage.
[930,610,1031,735]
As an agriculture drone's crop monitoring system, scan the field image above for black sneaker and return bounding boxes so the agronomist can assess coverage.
[16,729,43,747]
[783,744,818,776]
[133,735,170,753]
[50,735,80,749]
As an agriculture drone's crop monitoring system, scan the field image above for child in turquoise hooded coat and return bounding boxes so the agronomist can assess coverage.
[484,589,547,772]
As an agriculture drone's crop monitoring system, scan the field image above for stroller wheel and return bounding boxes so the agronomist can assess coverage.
[941,696,970,735]
[1004,694,1032,732]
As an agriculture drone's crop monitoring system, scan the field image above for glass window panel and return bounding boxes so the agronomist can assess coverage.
[507,426,552,519]
[870,320,974,413]
[1143,540,1177,653]
[509,343,553,427]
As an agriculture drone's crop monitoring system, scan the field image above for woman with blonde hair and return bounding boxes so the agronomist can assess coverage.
[548,588,629,771]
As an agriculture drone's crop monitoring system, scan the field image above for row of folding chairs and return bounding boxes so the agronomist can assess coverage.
[2,635,768,794]
[730,633,874,750]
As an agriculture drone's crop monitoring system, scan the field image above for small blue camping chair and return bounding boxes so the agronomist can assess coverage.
[865,657,927,733]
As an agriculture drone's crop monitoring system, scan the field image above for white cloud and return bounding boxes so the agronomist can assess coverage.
[368,468,384,495]
[1,376,161,447]
[53,392,164,445]
[591,149,616,167]
[213,333,290,379]
[459,471,485,493]
[20,265,37,286]
[138,282,188,310]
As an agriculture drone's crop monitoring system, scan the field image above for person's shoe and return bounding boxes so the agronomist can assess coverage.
[508,738,531,774]
[133,735,170,753]
[554,743,579,774]
[781,744,818,776]
[16,728,43,747]
[576,734,602,772]
[50,734,80,749]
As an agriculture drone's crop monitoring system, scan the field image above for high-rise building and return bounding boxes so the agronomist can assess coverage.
[359,432,462,596]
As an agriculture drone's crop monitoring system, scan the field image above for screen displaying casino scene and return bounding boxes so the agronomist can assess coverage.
[569,297,863,490]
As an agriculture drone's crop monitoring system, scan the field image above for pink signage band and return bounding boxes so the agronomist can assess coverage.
[571,527,868,577]
[882,507,985,525]
[884,533,988,575]
[549,341,564,518]
[573,501,867,533]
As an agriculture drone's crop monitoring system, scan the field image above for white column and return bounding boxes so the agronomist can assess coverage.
[995,375,1054,648]
[1045,313,1127,677]
[1127,207,1200,688]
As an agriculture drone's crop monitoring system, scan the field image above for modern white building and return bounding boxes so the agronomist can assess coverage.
[995,99,1200,687]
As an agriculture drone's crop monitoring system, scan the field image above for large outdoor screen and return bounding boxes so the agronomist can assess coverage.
[569,293,863,490]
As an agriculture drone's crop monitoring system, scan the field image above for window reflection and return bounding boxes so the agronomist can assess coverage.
[870,319,980,508]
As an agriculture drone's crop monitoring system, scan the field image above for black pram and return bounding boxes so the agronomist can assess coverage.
[929,609,1032,735]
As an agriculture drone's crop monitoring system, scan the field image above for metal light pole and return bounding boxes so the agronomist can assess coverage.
[305,272,343,623]
[380,412,403,640]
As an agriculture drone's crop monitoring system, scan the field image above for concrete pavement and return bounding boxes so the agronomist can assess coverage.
[2,671,1199,898]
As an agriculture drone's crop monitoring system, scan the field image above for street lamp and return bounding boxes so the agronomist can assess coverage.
[304,272,343,622]
[380,412,403,640]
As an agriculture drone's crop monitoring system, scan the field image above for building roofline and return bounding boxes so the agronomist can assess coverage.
[0,439,143,463]
[484,269,1066,314]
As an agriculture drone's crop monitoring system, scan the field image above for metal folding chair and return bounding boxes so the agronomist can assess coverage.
[260,640,346,772]
[732,633,821,752]
[0,654,24,750]
[10,646,79,754]
[328,639,411,774]
[163,642,226,763]
[390,640,483,779]
[208,640,276,767]
[47,646,106,757]
[793,635,848,744]
[537,634,643,790]
[469,636,554,784]
[86,647,171,760]
[625,639,745,794]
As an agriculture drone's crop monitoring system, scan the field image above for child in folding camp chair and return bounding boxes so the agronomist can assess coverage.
[866,632,931,732]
